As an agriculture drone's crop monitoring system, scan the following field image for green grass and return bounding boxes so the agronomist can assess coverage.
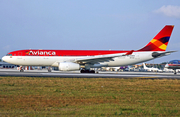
[0,76,180,116]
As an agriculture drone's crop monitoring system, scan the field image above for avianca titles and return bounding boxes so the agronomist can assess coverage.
[2,25,175,73]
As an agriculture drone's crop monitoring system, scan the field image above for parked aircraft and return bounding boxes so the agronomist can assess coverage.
[142,63,160,72]
[165,60,180,74]
[105,66,128,71]
[2,25,175,73]
[105,67,120,71]
[163,68,174,73]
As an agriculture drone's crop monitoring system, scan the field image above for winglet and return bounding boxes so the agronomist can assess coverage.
[125,50,134,55]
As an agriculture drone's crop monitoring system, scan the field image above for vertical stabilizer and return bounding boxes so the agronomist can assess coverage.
[138,25,174,51]
[143,63,148,69]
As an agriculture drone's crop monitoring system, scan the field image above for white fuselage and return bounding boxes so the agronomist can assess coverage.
[2,52,155,68]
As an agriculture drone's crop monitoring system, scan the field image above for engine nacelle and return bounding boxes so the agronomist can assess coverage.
[58,62,80,71]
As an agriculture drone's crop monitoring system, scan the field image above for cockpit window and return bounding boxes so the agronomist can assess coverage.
[6,54,12,56]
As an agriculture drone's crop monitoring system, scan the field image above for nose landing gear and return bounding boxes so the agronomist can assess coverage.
[48,67,52,72]
[20,66,24,72]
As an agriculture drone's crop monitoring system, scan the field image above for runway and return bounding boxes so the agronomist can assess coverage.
[0,69,180,79]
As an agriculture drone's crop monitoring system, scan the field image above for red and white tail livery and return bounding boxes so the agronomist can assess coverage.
[2,25,175,73]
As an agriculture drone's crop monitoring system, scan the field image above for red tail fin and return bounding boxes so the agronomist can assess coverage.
[138,25,174,51]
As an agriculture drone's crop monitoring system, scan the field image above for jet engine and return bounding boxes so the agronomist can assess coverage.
[58,62,80,71]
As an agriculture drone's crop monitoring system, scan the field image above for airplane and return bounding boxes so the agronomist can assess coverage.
[2,25,175,73]
[163,67,174,73]
[110,66,128,71]
[104,67,118,71]
[104,66,126,71]
[165,60,180,74]
[142,63,160,72]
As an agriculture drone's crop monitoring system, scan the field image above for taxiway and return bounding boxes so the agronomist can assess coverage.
[0,69,180,79]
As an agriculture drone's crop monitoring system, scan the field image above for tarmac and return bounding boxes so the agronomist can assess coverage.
[0,69,179,79]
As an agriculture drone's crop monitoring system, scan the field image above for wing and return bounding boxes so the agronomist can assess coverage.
[76,50,134,65]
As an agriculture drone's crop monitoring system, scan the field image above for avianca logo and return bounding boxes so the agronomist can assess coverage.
[26,51,56,56]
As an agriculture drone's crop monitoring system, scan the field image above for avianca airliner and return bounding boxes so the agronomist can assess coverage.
[2,25,175,73]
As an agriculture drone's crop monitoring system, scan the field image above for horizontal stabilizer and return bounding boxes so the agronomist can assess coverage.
[152,51,176,58]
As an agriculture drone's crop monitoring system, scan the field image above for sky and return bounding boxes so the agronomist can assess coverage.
[0,0,180,63]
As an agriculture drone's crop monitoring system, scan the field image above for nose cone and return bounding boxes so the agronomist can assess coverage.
[2,56,5,61]
[2,56,8,62]
[165,64,169,68]
[2,56,16,65]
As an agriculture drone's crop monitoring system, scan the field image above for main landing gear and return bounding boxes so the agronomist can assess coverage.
[80,69,98,73]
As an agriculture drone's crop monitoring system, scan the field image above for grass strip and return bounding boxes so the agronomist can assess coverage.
[0,77,180,116]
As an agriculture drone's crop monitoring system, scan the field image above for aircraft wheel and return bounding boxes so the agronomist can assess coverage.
[80,70,85,73]
[48,67,52,72]
[90,70,95,73]
[20,69,24,72]
[174,70,177,75]
[80,70,95,73]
